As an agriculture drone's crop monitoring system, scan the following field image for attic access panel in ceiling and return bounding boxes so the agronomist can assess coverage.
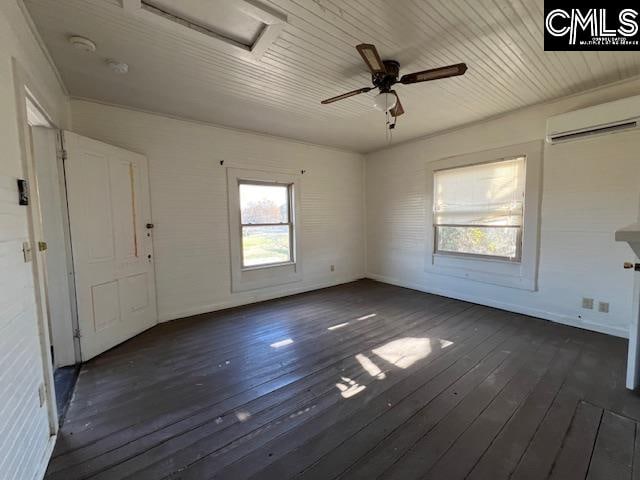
[121,0,286,60]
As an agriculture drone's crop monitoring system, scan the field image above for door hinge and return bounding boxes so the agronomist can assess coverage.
[73,328,82,339]
[38,241,48,252]
[57,149,67,161]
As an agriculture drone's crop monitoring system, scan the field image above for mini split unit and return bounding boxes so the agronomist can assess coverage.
[546,94,640,144]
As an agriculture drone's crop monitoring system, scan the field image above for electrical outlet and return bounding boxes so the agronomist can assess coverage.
[598,302,610,313]
[330,265,335,272]
[582,298,594,310]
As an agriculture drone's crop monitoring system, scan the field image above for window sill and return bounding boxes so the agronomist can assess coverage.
[241,261,295,272]
[433,252,521,265]
[427,253,536,291]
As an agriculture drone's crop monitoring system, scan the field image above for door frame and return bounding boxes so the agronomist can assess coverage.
[30,126,82,367]
[628,272,640,389]
[11,58,64,438]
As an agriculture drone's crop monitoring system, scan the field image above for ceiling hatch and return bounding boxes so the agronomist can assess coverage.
[120,0,286,60]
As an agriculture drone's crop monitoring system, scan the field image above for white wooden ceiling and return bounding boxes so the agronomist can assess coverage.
[24,0,640,152]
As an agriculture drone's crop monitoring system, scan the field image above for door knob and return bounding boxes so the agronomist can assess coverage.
[146,223,154,229]
[624,262,640,271]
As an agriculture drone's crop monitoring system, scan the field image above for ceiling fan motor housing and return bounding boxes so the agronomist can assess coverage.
[373,60,400,93]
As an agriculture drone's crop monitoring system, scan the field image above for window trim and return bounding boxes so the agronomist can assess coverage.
[227,168,302,293]
[238,180,295,270]
[424,141,543,291]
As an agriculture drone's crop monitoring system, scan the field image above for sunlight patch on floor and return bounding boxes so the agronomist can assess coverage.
[235,411,251,422]
[372,337,454,369]
[270,338,294,348]
[355,353,386,379]
[336,376,367,398]
[328,322,350,331]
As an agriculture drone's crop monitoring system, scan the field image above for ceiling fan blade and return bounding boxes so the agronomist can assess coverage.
[400,63,467,84]
[356,44,387,74]
[321,87,372,104]
[390,92,404,117]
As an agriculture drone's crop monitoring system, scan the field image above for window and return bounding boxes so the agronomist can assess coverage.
[227,168,302,292]
[425,142,541,291]
[433,157,526,262]
[239,182,294,268]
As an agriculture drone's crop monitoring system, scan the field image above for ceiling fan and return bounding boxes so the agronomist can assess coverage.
[321,44,467,128]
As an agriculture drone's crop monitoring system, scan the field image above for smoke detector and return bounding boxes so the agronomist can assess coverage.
[68,35,97,53]
[106,59,129,74]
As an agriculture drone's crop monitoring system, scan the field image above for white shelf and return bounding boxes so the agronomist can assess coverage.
[616,223,640,257]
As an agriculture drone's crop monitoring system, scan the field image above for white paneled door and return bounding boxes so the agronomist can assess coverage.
[64,131,157,360]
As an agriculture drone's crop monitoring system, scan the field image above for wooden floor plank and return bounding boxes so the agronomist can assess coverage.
[50,298,472,478]
[144,302,500,478]
[66,290,420,422]
[379,324,558,480]
[587,410,636,480]
[227,313,520,480]
[43,280,638,480]
[633,420,640,480]
[425,341,563,480]
[510,384,582,480]
[264,312,533,480]
[466,343,581,480]
[53,290,459,464]
[548,401,603,480]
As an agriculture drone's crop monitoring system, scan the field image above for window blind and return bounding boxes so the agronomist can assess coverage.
[433,157,526,227]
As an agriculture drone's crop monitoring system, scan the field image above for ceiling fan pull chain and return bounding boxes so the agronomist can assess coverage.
[385,111,392,144]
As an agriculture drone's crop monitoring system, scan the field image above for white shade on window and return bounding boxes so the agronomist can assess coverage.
[434,157,526,227]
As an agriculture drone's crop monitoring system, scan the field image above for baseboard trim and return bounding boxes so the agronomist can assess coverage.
[158,275,366,323]
[366,272,629,339]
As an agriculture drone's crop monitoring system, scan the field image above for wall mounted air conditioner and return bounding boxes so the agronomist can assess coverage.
[546,94,640,144]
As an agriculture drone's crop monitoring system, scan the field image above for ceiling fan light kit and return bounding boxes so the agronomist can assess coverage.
[373,92,397,112]
[321,43,468,135]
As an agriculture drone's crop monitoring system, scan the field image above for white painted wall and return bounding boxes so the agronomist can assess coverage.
[0,2,69,480]
[70,100,366,322]
[366,78,640,339]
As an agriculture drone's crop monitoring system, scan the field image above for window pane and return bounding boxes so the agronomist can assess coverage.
[436,226,519,259]
[240,183,289,224]
[242,225,291,267]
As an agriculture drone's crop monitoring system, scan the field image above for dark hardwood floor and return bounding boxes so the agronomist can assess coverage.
[46,280,640,479]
